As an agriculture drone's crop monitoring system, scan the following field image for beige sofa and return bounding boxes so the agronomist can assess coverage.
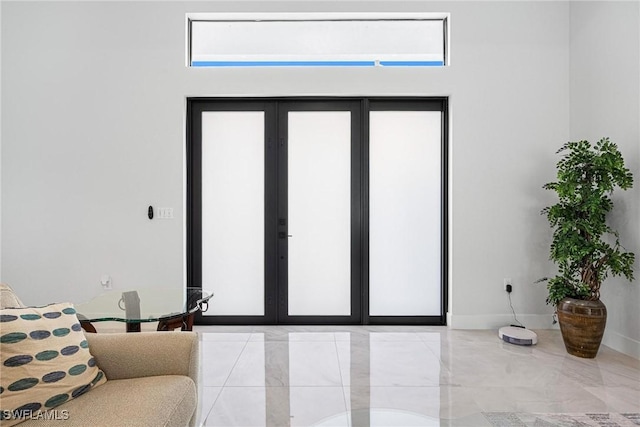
[0,284,200,427]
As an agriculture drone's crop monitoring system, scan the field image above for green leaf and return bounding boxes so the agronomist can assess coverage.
[541,138,635,304]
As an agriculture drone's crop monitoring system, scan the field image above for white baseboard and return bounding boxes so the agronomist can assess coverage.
[602,331,640,359]
[448,314,559,330]
[447,313,639,359]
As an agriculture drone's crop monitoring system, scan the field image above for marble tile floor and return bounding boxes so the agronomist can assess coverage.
[191,326,640,427]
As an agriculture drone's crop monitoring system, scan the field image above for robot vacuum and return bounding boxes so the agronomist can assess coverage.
[498,326,538,346]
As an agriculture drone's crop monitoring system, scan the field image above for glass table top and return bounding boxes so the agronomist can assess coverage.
[74,287,212,323]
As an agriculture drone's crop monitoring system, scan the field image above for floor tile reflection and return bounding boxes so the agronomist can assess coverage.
[289,340,343,386]
[204,387,266,427]
[290,387,348,426]
[194,326,640,426]
[201,340,246,387]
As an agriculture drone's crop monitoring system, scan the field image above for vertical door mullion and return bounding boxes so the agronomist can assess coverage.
[276,106,289,323]
[264,102,278,323]
[350,102,363,323]
[188,101,203,294]
[440,101,449,325]
[361,99,370,325]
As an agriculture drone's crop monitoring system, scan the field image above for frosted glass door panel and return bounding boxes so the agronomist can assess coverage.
[369,111,441,316]
[201,112,264,316]
[288,112,351,316]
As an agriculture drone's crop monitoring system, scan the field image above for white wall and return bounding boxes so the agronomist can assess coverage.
[570,1,640,358]
[2,2,567,330]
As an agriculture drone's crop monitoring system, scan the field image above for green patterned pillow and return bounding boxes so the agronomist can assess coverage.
[0,302,107,426]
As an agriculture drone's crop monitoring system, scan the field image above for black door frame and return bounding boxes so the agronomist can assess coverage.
[276,100,362,324]
[363,99,448,325]
[187,97,448,325]
[187,100,278,324]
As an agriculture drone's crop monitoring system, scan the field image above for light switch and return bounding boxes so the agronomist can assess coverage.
[158,208,174,219]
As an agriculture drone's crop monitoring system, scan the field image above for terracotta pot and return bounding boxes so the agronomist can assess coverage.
[556,298,607,358]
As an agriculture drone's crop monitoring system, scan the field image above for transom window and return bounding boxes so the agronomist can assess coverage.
[187,13,449,67]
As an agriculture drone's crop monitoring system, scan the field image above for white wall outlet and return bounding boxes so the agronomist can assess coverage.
[158,207,174,219]
[504,278,512,291]
[100,274,112,290]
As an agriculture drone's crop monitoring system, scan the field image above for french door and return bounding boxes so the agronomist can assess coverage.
[187,98,447,325]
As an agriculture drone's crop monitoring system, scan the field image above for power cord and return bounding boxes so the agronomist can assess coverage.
[507,291,525,328]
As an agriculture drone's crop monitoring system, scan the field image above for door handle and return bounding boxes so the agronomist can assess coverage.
[278,232,293,239]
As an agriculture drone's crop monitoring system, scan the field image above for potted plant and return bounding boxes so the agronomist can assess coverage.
[540,138,635,358]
